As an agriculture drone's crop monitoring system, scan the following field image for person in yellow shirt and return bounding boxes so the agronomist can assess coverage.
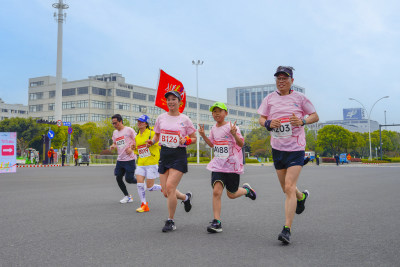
[134,115,162,212]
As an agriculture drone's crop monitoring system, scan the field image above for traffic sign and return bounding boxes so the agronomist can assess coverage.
[57,120,62,127]
[48,130,55,139]
[68,127,73,135]
[63,122,72,127]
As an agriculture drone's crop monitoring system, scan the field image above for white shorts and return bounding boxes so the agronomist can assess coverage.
[135,165,159,179]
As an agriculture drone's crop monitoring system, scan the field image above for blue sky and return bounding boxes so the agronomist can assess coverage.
[1,0,399,130]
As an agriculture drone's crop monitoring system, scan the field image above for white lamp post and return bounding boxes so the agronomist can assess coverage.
[192,60,203,164]
[349,96,389,160]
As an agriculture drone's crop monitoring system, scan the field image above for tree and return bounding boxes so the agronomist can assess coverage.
[316,125,353,155]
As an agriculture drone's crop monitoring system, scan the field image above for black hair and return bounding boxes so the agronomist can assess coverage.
[111,114,123,123]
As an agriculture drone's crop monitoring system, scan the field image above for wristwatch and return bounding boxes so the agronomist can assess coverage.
[301,119,307,126]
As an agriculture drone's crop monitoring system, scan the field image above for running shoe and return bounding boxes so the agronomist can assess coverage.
[207,219,223,233]
[120,195,133,204]
[182,192,193,212]
[243,183,256,200]
[162,219,176,232]
[278,226,291,244]
[136,202,150,213]
[296,190,309,215]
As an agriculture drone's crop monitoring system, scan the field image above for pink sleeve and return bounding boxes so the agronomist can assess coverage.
[154,116,161,133]
[112,131,116,143]
[186,117,196,136]
[257,96,270,117]
[209,127,215,143]
[301,95,316,116]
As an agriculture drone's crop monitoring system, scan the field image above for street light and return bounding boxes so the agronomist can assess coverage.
[192,60,204,164]
[349,96,389,160]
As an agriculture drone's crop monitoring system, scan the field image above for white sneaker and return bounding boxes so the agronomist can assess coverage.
[120,195,133,203]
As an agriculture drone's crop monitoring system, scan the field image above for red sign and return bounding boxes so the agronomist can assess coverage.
[68,127,73,135]
[155,69,186,113]
[2,145,14,156]
[57,120,62,127]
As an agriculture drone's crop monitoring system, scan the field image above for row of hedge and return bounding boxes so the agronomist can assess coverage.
[321,157,362,163]
[187,157,261,164]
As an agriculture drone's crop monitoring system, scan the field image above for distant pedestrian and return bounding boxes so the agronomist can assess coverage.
[48,147,54,164]
[61,147,66,166]
[316,154,320,166]
[334,154,339,166]
[74,148,79,166]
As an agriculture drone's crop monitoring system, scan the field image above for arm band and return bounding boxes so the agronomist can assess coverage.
[184,136,192,146]
[151,139,156,145]
[264,120,273,131]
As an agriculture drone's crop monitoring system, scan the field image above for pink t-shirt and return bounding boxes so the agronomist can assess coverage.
[154,113,196,147]
[206,123,244,174]
[112,126,137,161]
[257,91,316,151]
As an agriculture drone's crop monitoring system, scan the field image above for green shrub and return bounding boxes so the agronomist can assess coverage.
[361,159,390,163]
[245,158,260,163]
[187,157,210,163]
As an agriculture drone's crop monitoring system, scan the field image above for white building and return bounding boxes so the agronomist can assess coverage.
[0,98,28,121]
[28,73,260,135]
[227,84,305,109]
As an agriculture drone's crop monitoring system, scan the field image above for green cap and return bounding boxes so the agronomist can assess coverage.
[209,102,227,112]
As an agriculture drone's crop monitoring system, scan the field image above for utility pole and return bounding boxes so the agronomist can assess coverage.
[52,0,69,121]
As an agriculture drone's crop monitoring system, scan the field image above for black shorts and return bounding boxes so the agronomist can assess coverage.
[272,148,305,170]
[114,160,136,184]
[158,146,188,174]
[211,172,240,194]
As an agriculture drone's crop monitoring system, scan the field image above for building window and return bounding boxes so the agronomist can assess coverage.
[133,92,147,100]
[188,102,197,109]
[200,114,209,121]
[48,116,55,121]
[62,114,76,122]
[18,110,26,114]
[116,89,131,98]
[122,115,130,122]
[148,95,155,102]
[92,87,107,96]
[77,87,89,95]
[91,100,109,109]
[30,81,44,87]
[29,104,43,112]
[48,103,55,111]
[132,104,140,112]
[2,109,8,112]
[91,114,107,122]
[62,101,76,110]
[238,111,245,117]
[49,90,56,98]
[107,89,112,96]
[76,113,89,122]
[62,88,76,97]
[76,100,89,108]
[115,102,130,111]
[200,104,209,111]
[29,92,44,100]
[229,109,237,115]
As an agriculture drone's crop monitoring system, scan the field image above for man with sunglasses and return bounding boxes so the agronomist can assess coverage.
[258,66,319,244]
[110,114,137,203]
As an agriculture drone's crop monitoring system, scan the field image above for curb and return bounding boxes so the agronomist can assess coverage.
[17,164,61,168]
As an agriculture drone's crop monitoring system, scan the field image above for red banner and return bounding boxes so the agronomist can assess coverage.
[155,69,186,113]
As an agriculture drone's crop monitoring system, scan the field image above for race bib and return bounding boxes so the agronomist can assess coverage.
[270,118,292,139]
[213,141,229,159]
[116,136,126,149]
[160,130,180,148]
[137,144,151,158]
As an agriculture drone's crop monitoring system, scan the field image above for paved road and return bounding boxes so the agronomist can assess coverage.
[1,164,399,266]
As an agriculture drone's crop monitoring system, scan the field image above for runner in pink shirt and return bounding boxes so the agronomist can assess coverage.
[146,89,197,232]
[199,102,256,233]
[110,114,137,204]
[258,66,319,244]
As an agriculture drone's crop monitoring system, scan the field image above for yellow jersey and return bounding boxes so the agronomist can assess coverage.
[134,128,160,166]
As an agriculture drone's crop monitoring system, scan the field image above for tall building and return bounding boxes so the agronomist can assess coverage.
[0,98,28,121]
[227,84,305,109]
[28,73,260,135]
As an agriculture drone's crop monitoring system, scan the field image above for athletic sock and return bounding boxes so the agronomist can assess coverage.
[244,187,250,194]
[184,195,188,202]
[298,193,305,201]
[137,183,146,204]
[284,225,290,229]
[148,184,162,191]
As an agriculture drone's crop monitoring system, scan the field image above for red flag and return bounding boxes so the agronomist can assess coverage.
[155,69,186,113]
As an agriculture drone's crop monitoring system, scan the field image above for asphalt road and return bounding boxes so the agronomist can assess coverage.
[1,164,399,267]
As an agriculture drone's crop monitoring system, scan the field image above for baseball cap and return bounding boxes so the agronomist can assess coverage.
[165,90,182,100]
[274,66,294,78]
[209,102,227,112]
[137,114,149,123]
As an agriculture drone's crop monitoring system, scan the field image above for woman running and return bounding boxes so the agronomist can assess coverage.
[134,114,162,212]
[146,89,196,232]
